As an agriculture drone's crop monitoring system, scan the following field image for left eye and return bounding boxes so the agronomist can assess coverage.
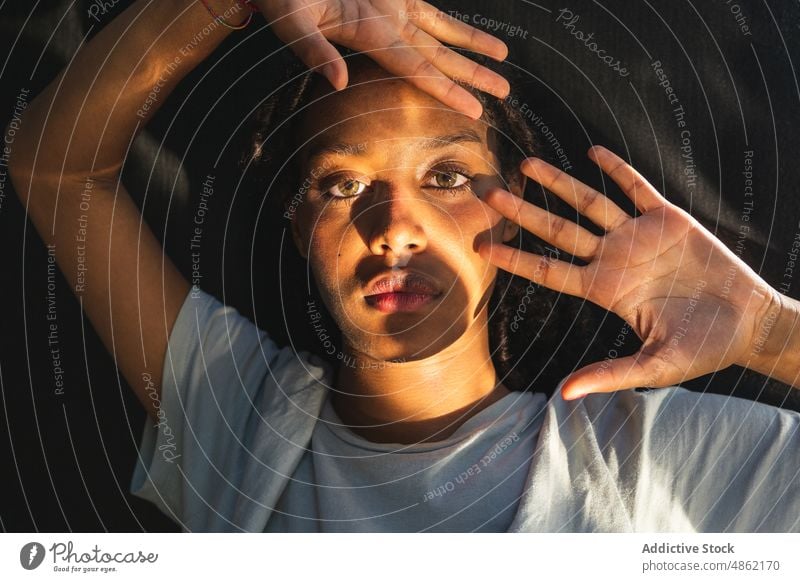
[428,170,471,189]
[328,178,367,198]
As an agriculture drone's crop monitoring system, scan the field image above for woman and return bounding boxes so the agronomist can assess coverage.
[8,0,799,532]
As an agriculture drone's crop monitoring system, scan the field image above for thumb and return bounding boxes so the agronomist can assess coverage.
[560,352,674,400]
[271,18,348,90]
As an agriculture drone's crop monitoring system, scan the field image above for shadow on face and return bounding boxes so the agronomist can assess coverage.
[285,55,523,362]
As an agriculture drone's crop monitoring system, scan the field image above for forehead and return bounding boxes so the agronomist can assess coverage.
[295,64,492,163]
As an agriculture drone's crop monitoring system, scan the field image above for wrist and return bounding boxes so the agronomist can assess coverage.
[740,289,800,387]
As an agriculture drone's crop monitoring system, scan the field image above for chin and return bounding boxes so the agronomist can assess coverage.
[352,338,453,364]
[347,309,470,363]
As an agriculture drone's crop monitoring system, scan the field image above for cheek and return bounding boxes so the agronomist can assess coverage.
[306,213,356,287]
[467,173,511,236]
[454,199,506,253]
[440,203,504,289]
[304,206,347,254]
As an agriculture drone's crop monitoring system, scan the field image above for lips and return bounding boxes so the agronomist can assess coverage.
[363,271,443,314]
[364,271,441,297]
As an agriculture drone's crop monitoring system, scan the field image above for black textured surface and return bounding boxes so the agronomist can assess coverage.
[1,0,798,531]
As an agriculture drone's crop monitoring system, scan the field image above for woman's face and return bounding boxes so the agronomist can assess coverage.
[290,60,523,362]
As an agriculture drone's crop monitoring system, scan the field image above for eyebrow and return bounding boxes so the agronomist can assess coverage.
[304,129,485,161]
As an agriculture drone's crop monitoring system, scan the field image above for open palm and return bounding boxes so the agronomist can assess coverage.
[255,0,510,118]
[479,146,778,400]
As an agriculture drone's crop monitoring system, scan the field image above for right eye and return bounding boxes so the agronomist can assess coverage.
[324,178,368,199]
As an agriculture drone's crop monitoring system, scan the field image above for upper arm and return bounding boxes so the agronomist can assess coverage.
[10,164,190,420]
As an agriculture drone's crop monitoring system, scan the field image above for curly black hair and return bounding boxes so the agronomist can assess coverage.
[238,46,604,395]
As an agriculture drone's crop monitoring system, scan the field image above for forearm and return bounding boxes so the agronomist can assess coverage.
[5,0,250,417]
[10,0,250,184]
[739,291,800,389]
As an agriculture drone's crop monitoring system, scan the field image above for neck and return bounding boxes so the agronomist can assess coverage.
[331,313,510,445]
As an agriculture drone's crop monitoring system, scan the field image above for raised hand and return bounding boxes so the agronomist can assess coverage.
[478,146,781,400]
[252,0,510,119]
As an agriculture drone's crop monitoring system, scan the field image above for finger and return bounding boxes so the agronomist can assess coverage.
[270,17,348,90]
[522,157,632,232]
[407,0,509,61]
[478,240,585,297]
[588,146,668,214]
[560,351,683,400]
[482,188,600,260]
[364,38,484,119]
[401,25,510,99]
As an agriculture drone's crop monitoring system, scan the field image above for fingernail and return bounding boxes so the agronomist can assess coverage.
[495,41,509,61]
[484,188,510,203]
[498,80,511,99]
[521,157,541,171]
[563,389,587,401]
[469,102,483,120]
[321,64,339,90]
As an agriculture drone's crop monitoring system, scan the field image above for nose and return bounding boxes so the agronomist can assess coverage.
[366,186,428,264]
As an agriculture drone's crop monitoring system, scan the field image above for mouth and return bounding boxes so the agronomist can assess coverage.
[364,272,442,314]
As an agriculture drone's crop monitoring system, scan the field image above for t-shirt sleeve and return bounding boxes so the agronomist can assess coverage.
[515,382,800,532]
[583,386,800,532]
[129,288,330,531]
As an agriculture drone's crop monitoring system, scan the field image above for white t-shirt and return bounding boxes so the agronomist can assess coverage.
[130,289,800,532]
[264,387,543,532]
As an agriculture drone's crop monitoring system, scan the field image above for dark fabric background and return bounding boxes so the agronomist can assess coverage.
[1,1,798,531]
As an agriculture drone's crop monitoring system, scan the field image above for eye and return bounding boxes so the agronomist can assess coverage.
[433,172,469,188]
[323,177,368,199]
[317,164,475,203]
[425,164,475,193]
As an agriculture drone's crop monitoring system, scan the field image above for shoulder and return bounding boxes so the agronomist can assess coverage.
[537,379,800,532]
[548,379,799,439]
[169,287,334,394]
[132,287,335,531]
